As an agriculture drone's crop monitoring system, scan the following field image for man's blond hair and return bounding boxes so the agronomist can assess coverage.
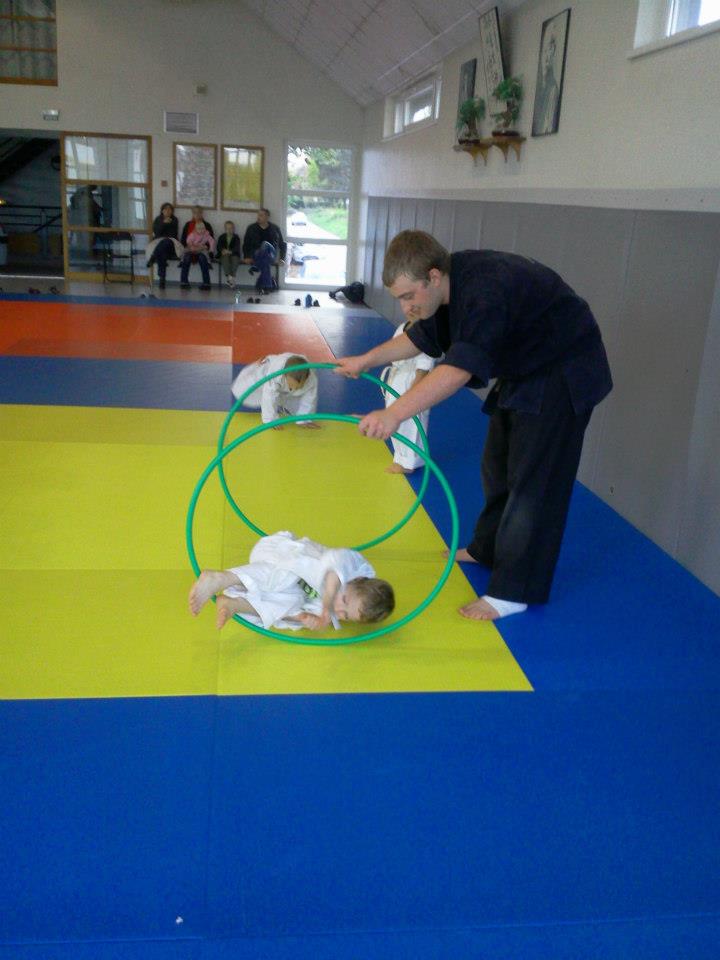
[350,578,395,623]
[382,230,451,287]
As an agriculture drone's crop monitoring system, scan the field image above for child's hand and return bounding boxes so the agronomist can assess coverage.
[296,611,331,630]
[272,424,284,431]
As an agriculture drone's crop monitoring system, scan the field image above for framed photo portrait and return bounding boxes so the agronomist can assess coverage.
[221,145,264,211]
[531,8,571,137]
[173,142,216,209]
[457,58,477,113]
[478,7,505,116]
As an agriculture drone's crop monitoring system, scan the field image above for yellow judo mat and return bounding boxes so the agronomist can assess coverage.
[0,404,532,699]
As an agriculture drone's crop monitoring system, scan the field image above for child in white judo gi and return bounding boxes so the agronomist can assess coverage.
[231,353,319,429]
[379,320,435,473]
[189,530,395,631]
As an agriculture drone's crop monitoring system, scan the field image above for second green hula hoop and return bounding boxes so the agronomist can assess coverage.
[216,361,430,552]
[187,412,458,645]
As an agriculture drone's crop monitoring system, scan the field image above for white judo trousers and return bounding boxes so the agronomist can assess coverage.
[380,326,435,470]
[230,353,318,424]
[223,531,375,630]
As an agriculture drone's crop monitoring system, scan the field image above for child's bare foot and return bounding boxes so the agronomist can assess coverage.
[385,463,413,474]
[442,547,480,563]
[189,570,238,616]
[459,596,527,620]
[215,595,245,629]
[459,597,501,620]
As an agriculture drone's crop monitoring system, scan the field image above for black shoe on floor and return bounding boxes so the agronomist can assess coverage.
[312,299,320,307]
[294,298,302,306]
[199,283,212,291]
[180,282,191,290]
[158,279,166,290]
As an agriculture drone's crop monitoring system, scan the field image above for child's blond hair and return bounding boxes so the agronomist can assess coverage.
[350,578,395,623]
[284,355,310,385]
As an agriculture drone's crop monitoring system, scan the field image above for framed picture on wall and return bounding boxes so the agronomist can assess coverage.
[478,7,505,116]
[173,142,216,208]
[457,58,477,113]
[531,8,571,137]
[221,145,264,211]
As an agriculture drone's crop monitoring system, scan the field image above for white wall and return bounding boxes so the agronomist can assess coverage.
[361,0,720,211]
[2,0,364,240]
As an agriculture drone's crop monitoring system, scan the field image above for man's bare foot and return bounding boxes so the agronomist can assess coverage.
[385,463,413,474]
[189,570,238,616]
[459,597,501,620]
[215,595,245,629]
[442,547,480,563]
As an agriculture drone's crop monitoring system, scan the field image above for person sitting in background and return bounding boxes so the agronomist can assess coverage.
[180,205,215,245]
[180,221,215,290]
[216,220,242,288]
[242,208,286,295]
[146,203,183,289]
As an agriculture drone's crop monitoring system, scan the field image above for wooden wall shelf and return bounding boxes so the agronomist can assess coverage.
[453,136,526,165]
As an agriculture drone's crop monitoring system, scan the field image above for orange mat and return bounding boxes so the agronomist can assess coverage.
[0,301,232,358]
[232,311,335,363]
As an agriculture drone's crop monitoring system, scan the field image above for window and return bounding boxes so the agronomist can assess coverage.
[61,133,152,282]
[385,73,442,138]
[633,0,720,50]
[284,143,354,288]
[0,0,57,86]
[668,0,720,33]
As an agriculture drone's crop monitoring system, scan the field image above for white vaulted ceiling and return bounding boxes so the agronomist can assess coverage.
[241,0,525,107]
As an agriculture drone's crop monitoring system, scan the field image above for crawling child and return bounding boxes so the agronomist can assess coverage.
[379,318,435,473]
[231,353,319,428]
[189,530,395,631]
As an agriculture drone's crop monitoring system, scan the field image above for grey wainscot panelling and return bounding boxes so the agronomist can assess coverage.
[362,196,720,596]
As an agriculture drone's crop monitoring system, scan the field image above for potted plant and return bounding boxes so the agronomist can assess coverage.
[456,96,486,143]
[491,76,522,136]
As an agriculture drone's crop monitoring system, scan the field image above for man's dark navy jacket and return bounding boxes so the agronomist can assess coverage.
[406,250,613,415]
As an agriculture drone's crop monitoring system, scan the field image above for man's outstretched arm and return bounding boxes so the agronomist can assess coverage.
[334,333,421,378]
[358,364,472,440]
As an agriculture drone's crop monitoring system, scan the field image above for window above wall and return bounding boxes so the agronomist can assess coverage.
[384,73,442,138]
[632,0,720,57]
[668,0,720,32]
[0,0,57,86]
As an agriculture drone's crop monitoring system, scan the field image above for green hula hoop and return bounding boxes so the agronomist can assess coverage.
[186,413,459,646]
[216,362,430,552]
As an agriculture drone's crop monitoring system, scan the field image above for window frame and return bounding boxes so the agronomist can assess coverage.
[0,0,57,86]
[384,72,442,139]
[283,140,356,291]
[61,131,153,283]
[632,0,720,57]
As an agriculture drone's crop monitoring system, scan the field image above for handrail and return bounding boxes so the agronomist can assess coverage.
[0,203,63,256]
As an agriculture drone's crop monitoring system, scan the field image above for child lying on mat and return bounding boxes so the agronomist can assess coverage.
[189,530,395,631]
[230,353,319,428]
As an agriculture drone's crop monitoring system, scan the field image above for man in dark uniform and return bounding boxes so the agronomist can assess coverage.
[336,230,612,621]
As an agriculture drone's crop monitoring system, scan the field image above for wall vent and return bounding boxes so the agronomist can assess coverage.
[164,111,199,135]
